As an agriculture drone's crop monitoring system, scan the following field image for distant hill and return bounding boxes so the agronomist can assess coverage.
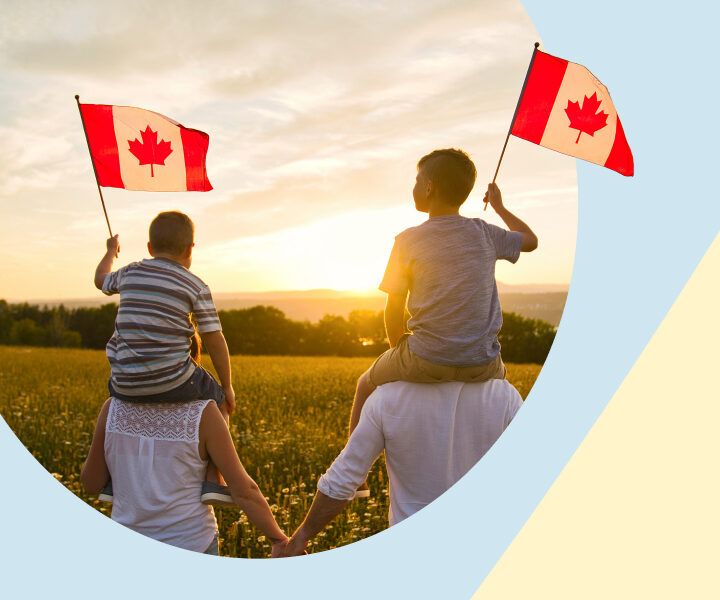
[497,292,567,327]
[11,283,569,327]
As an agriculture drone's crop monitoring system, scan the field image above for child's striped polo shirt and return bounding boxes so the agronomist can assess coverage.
[102,257,221,397]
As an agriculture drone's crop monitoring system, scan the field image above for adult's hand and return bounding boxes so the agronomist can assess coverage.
[270,538,289,558]
[281,534,309,557]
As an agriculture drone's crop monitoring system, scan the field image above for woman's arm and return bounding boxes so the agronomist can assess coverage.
[199,403,287,554]
[80,399,111,493]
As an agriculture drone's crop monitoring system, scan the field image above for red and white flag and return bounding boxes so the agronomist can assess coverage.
[79,104,213,191]
[511,50,633,176]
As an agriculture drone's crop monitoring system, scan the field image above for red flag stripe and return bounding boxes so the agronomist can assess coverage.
[604,117,634,176]
[79,103,213,191]
[511,51,567,144]
[181,127,213,191]
[79,104,124,188]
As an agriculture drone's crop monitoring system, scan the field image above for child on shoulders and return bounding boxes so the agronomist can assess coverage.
[348,149,538,497]
[94,211,236,506]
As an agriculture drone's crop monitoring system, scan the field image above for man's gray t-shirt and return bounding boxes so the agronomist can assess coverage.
[379,215,523,367]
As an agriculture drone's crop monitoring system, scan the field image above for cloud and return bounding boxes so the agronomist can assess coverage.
[0,0,577,298]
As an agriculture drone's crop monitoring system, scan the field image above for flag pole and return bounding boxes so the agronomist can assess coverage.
[485,41,540,210]
[74,94,113,236]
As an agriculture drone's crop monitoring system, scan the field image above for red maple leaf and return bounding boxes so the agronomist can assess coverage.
[565,92,608,143]
[127,126,173,177]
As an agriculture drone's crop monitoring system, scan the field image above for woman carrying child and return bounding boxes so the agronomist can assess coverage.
[81,329,288,557]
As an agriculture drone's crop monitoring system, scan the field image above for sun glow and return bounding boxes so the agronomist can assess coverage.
[0,1,577,301]
[195,205,423,293]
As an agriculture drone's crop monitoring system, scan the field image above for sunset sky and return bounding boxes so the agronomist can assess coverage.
[0,0,578,301]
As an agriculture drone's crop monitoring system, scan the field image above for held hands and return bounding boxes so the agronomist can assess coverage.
[106,234,120,258]
[279,534,310,557]
[270,536,290,558]
[483,183,504,213]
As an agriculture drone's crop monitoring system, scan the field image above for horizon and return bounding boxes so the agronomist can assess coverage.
[4,281,571,305]
[1,1,577,300]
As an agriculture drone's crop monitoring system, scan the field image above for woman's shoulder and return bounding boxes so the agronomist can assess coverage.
[108,399,214,441]
[198,400,224,432]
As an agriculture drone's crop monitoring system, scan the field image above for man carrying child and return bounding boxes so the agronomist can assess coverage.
[348,148,538,497]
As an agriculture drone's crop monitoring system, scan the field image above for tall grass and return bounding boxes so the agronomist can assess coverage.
[0,345,539,557]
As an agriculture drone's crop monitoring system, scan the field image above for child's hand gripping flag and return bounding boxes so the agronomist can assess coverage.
[510,48,633,176]
[77,103,213,191]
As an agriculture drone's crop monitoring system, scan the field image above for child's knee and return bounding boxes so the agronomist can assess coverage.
[357,370,376,395]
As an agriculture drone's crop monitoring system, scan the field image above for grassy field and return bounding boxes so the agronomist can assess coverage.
[0,345,540,557]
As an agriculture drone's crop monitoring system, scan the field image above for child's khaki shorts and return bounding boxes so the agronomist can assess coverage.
[368,334,506,387]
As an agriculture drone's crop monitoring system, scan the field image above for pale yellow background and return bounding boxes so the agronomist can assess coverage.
[473,232,720,599]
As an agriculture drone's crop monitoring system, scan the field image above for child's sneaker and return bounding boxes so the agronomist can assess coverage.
[99,481,113,504]
[352,481,370,500]
[201,481,234,506]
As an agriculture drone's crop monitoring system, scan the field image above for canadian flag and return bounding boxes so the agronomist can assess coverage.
[79,104,213,191]
[511,50,633,176]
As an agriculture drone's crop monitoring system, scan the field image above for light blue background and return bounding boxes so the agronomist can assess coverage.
[2,1,718,598]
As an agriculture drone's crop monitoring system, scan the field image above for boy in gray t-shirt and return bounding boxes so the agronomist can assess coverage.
[348,148,538,498]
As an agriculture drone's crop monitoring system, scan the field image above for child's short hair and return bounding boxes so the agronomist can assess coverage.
[418,148,477,206]
[149,211,194,255]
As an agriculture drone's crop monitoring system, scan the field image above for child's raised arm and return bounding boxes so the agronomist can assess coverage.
[484,183,538,252]
[94,235,120,289]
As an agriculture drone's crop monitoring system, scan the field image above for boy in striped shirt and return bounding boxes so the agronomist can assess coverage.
[94,211,235,505]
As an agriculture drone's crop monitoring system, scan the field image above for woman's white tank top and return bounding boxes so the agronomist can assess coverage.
[104,398,218,552]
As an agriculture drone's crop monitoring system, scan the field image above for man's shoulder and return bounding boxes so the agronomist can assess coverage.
[376,379,520,404]
[372,381,463,406]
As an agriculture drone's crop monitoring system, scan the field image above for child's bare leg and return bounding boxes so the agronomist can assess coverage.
[205,462,225,486]
[349,369,376,436]
[200,401,234,506]
[206,403,231,486]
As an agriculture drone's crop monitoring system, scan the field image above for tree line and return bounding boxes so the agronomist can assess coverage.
[0,299,556,364]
